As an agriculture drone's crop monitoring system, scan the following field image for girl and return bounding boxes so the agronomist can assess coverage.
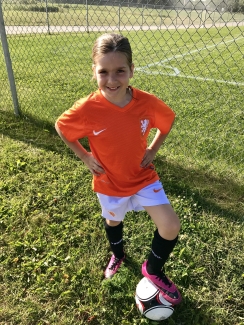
[55,33,181,305]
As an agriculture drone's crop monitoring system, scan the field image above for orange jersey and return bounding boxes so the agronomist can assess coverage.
[56,87,175,196]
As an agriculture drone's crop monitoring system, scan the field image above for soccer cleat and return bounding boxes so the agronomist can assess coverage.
[104,254,125,279]
[141,260,182,305]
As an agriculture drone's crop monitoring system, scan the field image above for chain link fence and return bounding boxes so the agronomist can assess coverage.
[0,0,244,180]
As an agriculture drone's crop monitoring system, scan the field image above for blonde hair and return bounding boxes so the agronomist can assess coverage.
[92,33,133,68]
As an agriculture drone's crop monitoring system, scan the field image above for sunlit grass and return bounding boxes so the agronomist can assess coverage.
[0,112,243,325]
[3,4,243,27]
[0,26,243,325]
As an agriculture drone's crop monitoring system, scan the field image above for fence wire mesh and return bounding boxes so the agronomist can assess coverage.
[0,0,243,180]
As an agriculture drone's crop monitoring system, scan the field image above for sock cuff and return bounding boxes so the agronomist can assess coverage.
[104,220,123,231]
[154,229,178,244]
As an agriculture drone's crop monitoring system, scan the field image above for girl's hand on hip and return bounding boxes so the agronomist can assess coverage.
[140,147,157,168]
[83,152,105,176]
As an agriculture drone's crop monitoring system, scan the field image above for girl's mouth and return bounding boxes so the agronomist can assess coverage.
[107,86,119,91]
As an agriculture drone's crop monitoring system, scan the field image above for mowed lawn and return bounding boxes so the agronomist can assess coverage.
[0,25,243,325]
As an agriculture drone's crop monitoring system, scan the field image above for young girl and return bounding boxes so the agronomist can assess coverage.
[55,33,181,305]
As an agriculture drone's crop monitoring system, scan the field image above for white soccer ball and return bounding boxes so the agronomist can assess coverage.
[135,277,174,321]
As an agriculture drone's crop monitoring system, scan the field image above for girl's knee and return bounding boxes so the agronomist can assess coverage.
[145,205,180,235]
[172,213,181,232]
[105,219,121,227]
[173,215,181,234]
[157,212,181,240]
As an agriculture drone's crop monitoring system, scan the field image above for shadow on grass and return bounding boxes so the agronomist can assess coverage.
[97,256,217,325]
[0,110,90,152]
[155,158,243,223]
[1,109,243,223]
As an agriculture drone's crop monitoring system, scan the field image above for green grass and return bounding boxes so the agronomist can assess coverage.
[0,26,244,324]
[2,3,244,27]
[0,112,243,325]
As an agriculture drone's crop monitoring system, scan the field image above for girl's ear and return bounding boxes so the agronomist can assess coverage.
[130,63,135,78]
[92,64,97,79]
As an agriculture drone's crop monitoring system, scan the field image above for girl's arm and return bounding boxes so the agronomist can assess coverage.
[55,122,105,175]
[141,126,173,168]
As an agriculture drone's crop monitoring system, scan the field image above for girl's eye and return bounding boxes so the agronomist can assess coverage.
[99,71,106,74]
[118,70,124,73]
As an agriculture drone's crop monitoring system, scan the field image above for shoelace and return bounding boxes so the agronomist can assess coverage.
[109,257,121,270]
[156,272,172,288]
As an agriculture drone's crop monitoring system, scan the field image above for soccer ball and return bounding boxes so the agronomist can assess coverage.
[135,277,174,321]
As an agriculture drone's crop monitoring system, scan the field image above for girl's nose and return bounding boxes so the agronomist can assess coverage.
[107,73,116,84]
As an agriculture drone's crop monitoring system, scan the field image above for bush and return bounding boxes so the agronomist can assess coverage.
[228,0,244,12]
[28,5,59,12]
[16,5,60,12]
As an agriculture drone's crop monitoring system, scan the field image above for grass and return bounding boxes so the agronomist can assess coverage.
[2,3,244,27]
[0,112,243,325]
[0,25,244,324]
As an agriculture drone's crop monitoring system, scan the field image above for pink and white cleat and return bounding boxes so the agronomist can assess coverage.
[142,260,182,305]
[104,254,125,279]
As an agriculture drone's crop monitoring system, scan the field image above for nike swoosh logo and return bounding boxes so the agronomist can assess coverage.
[93,129,106,136]
[153,188,163,193]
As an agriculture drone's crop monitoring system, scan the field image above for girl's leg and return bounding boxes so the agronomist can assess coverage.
[145,204,180,273]
[142,204,182,304]
[104,219,125,279]
[104,219,124,259]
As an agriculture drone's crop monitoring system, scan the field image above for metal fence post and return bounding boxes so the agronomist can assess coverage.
[86,0,89,33]
[45,0,50,35]
[0,0,20,116]
[141,6,144,30]
[118,4,120,32]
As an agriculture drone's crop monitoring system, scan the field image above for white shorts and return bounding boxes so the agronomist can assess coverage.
[96,180,170,221]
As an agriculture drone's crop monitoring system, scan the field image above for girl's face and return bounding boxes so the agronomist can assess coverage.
[93,51,134,107]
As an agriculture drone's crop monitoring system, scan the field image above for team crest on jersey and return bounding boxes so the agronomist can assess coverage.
[141,119,149,135]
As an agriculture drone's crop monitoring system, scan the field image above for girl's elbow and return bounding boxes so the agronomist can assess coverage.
[55,121,62,135]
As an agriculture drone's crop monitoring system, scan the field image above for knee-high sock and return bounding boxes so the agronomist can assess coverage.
[104,220,124,259]
[147,229,178,274]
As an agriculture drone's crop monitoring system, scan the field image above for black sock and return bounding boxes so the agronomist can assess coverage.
[147,229,178,274]
[104,220,124,259]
